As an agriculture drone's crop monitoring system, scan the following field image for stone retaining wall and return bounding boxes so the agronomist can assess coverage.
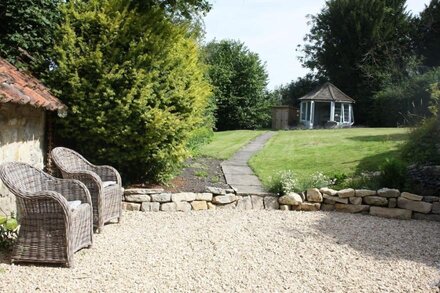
[122,186,440,222]
[122,186,279,212]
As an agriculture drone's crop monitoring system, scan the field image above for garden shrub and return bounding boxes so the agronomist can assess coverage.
[401,82,440,165]
[0,212,18,251]
[378,158,408,190]
[299,172,332,191]
[50,0,212,183]
[372,68,440,126]
[336,174,381,190]
[269,170,331,195]
[269,170,299,196]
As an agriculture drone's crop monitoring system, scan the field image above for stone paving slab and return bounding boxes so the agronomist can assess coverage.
[231,185,271,195]
[221,165,254,175]
[221,131,276,195]
[224,174,263,186]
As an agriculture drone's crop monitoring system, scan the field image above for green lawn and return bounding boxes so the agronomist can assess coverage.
[249,128,408,186]
[197,130,266,159]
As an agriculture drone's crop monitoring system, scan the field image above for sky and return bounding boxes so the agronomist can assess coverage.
[204,0,431,90]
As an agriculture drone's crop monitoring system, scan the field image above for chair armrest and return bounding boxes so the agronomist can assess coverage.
[61,170,103,193]
[92,165,122,185]
[46,179,92,206]
[21,190,71,217]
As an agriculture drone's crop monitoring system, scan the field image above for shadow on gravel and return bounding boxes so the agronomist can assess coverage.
[0,250,11,265]
[313,212,440,269]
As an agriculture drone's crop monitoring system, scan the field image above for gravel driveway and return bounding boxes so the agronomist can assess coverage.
[1,210,439,292]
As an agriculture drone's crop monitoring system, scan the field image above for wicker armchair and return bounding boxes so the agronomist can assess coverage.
[0,162,93,267]
[51,147,123,233]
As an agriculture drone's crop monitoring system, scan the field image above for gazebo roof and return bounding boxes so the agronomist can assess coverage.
[299,82,355,103]
[0,58,66,112]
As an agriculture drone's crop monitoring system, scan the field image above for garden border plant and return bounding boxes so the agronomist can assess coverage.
[0,209,18,251]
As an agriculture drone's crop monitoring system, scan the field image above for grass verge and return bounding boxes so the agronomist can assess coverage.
[196,130,265,160]
[249,128,408,187]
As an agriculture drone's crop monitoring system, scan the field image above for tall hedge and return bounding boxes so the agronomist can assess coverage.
[401,82,440,165]
[50,0,211,183]
[372,68,440,126]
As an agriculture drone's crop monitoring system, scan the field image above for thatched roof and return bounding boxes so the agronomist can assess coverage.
[299,82,355,103]
[0,58,66,111]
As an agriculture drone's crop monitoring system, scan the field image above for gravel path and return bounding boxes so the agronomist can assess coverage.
[1,211,439,292]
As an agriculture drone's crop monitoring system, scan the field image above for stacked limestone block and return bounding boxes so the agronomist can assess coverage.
[121,185,439,222]
[122,187,280,212]
[278,188,322,211]
[316,187,438,221]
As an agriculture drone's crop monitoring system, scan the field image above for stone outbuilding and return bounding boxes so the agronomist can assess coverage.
[0,58,66,213]
[299,82,355,129]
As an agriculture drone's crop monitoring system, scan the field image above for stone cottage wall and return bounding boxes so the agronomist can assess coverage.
[0,103,46,214]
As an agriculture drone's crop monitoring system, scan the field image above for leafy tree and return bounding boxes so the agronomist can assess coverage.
[372,68,440,126]
[49,0,212,183]
[299,0,415,124]
[0,0,63,72]
[273,74,326,106]
[416,0,440,67]
[205,40,271,130]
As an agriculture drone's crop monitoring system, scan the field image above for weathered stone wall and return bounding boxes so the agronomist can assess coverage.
[122,186,440,222]
[122,187,280,212]
[0,103,46,214]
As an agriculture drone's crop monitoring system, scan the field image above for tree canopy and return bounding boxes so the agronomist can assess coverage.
[300,0,415,124]
[273,74,327,106]
[416,0,440,68]
[0,0,63,72]
[204,39,271,130]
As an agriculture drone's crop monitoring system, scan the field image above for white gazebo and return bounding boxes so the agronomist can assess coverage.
[299,82,355,129]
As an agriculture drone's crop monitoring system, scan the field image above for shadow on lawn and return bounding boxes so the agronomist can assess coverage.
[312,212,440,270]
[347,133,408,142]
[354,149,402,174]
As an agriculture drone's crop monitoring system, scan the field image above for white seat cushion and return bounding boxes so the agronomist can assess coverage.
[103,181,117,188]
[67,200,82,211]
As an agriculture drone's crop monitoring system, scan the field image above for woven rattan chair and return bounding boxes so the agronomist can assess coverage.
[51,147,123,233]
[0,162,93,267]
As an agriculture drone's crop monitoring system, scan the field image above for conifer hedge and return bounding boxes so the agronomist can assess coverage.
[50,0,211,183]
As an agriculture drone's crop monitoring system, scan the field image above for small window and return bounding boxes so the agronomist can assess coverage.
[343,104,350,122]
[335,103,341,122]
[301,103,306,120]
[305,102,310,121]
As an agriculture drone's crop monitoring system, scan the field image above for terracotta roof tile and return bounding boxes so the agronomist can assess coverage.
[0,58,66,112]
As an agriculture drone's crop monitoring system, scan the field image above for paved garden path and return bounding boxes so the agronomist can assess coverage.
[221,131,276,195]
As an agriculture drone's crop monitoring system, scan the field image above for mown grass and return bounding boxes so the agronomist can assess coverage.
[249,128,408,187]
[196,130,265,159]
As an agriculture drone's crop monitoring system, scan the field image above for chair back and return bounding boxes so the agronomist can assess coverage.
[0,162,49,195]
[51,147,92,174]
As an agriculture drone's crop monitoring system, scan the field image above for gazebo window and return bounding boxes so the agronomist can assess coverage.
[343,103,350,122]
[301,102,310,121]
[301,102,306,120]
[335,103,341,122]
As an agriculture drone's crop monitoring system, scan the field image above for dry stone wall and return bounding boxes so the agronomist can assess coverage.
[122,186,440,222]
[122,187,280,212]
